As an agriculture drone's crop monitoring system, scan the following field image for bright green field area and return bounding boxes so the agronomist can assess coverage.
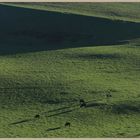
[0,3,140,137]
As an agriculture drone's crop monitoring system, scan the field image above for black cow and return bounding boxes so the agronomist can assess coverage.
[106,93,112,98]
[65,122,71,127]
[34,114,40,119]
[79,99,86,108]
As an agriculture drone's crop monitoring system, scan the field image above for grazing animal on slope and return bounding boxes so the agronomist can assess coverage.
[79,99,87,108]
[34,114,40,119]
[65,122,71,127]
[106,93,112,98]
[80,102,87,108]
[80,99,85,103]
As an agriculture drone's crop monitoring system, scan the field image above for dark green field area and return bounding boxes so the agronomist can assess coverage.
[4,2,140,22]
[0,3,140,137]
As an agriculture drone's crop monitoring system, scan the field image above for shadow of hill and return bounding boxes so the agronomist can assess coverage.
[111,103,140,114]
[65,53,124,61]
[0,4,140,55]
[86,102,107,108]
[94,100,140,114]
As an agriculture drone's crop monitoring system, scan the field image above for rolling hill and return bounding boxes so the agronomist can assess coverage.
[0,3,140,137]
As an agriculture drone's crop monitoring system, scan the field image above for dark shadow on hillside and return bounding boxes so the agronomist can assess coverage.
[47,106,72,113]
[0,86,80,106]
[93,100,140,114]
[0,4,140,55]
[46,108,77,117]
[133,133,140,137]
[9,118,32,125]
[111,103,140,114]
[65,53,124,60]
[46,127,61,132]
[86,102,107,108]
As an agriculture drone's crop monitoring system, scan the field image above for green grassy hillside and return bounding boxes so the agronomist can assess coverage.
[4,2,140,22]
[0,3,140,137]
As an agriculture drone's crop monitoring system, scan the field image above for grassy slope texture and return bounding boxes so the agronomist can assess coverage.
[0,3,140,137]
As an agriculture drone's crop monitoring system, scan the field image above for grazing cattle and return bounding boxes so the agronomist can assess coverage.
[65,122,71,127]
[34,114,40,119]
[80,102,87,108]
[79,99,86,107]
[106,93,112,98]
[80,99,85,103]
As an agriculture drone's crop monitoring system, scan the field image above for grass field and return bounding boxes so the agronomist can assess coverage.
[0,3,140,137]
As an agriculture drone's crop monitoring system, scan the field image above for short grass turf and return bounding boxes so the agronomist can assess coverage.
[0,3,140,137]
